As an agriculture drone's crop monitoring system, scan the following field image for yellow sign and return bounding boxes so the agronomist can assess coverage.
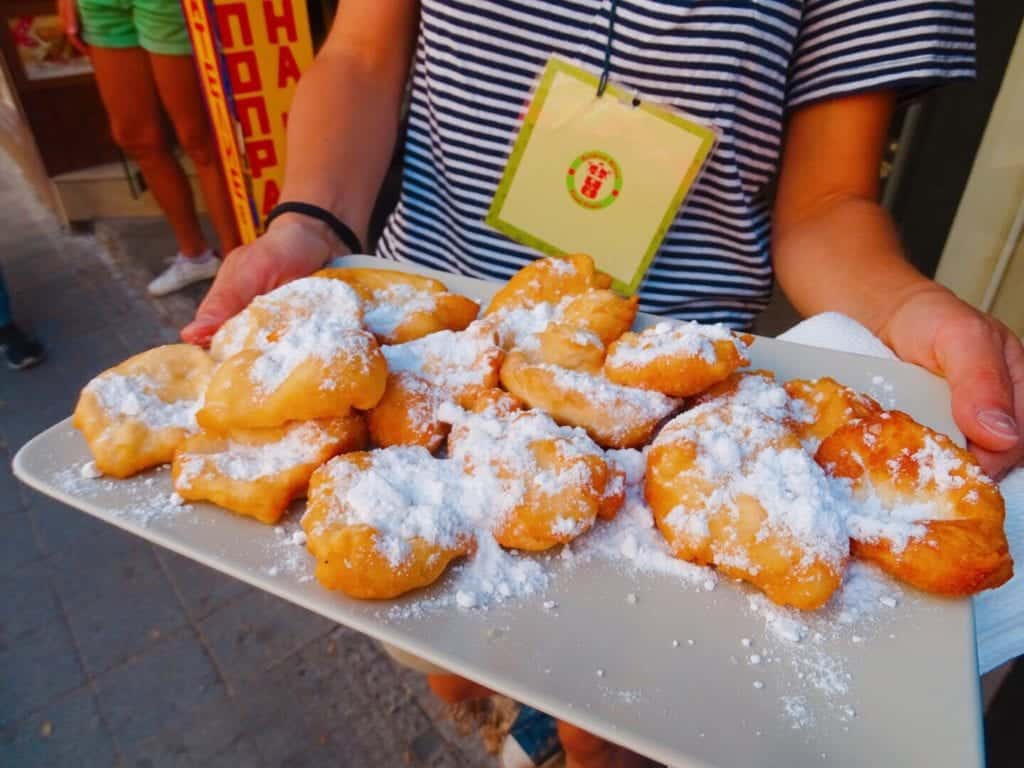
[183,0,314,243]
[486,58,717,294]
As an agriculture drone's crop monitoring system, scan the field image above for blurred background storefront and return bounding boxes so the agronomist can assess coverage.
[1,0,1022,333]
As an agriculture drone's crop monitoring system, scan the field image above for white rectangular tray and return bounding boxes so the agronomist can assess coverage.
[14,255,983,768]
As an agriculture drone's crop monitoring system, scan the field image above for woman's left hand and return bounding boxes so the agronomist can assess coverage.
[883,285,1024,479]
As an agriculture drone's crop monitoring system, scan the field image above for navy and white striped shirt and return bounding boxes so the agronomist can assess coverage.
[376,0,975,328]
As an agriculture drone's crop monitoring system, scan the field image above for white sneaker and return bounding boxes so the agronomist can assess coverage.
[147,251,219,296]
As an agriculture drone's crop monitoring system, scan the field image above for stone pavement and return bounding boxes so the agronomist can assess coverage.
[0,155,499,767]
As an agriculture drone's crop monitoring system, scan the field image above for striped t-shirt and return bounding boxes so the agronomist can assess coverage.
[376,0,975,328]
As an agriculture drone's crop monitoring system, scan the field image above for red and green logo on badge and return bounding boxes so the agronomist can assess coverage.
[566,151,622,209]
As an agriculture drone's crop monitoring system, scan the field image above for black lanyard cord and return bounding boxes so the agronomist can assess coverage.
[596,0,620,97]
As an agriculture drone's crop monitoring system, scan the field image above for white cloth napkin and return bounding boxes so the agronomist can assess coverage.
[777,312,1024,675]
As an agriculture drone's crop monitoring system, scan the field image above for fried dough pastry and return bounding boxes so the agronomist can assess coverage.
[199,329,387,431]
[604,321,752,397]
[73,344,214,478]
[645,374,850,610]
[785,377,881,444]
[367,325,503,450]
[499,348,680,449]
[302,448,475,599]
[447,408,624,550]
[314,267,479,344]
[172,415,367,524]
[483,253,611,317]
[816,410,1013,595]
[199,277,387,431]
[480,255,637,353]
[209,276,363,362]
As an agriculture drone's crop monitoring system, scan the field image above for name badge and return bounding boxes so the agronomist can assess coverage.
[486,57,717,295]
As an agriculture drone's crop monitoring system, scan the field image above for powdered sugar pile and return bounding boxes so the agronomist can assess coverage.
[362,283,443,337]
[381,325,499,391]
[309,407,606,607]
[316,445,477,566]
[85,374,200,430]
[175,421,341,487]
[606,320,744,368]
[212,276,363,361]
[209,277,370,394]
[656,375,849,570]
[575,448,714,587]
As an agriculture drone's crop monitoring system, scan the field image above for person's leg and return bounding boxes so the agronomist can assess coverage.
[146,54,241,255]
[88,46,207,257]
[0,269,45,369]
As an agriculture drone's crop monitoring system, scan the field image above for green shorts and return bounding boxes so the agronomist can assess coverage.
[79,0,192,55]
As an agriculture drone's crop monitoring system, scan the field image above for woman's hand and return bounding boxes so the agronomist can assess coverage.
[883,285,1024,479]
[57,0,88,54]
[181,214,340,346]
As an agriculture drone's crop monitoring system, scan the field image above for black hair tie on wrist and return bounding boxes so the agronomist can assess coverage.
[264,202,364,255]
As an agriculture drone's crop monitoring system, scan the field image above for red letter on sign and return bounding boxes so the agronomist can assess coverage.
[277,45,302,88]
[215,3,253,48]
[235,96,271,137]
[246,139,277,179]
[262,179,281,215]
[263,0,297,44]
[225,50,262,94]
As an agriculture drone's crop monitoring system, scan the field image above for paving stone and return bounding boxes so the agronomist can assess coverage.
[0,685,117,768]
[234,640,374,767]
[0,558,63,649]
[0,443,27,512]
[119,691,264,768]
[64,563,189,676]
[198,589,334,688]
[95,627,223,748]
[0,616,85,723]
[0,506,40,578]
[24,490,110,557]
[155,548,251,621]
[45,523,153,606]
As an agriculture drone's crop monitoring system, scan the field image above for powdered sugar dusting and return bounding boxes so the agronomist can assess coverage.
[85,374,200,430]
[363,283,441,337]
[607,320,743,367]
[175,421,343,487]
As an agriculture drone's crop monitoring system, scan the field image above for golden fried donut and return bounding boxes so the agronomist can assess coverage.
[785,377,881,444]
[816,410,1013,595]
[209,276,363,362]
[302,448,475,599]
[447,408,624,550]
[483,254,611,317]
[557,290,638,347]
[199,329,387,431]
[604,321,752,397]
[73,344,214,478]
[172,415,367,524]
[367,326,503,449]
[314,267,479,344]
[499,348,680,449]
[646,374,850,610]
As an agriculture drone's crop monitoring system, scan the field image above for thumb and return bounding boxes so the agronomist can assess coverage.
[937,319,1019,452]
[181,277,250,345]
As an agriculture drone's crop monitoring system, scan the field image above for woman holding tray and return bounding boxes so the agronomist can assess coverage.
[182,1,1022,766]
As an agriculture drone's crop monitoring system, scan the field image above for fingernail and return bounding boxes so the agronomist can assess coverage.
[977,409,1019,439]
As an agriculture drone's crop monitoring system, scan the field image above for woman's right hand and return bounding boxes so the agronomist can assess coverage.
[181,215,341,346]
[57,0,88,54]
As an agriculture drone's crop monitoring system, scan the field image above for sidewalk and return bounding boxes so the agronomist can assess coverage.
[0,154,497,767]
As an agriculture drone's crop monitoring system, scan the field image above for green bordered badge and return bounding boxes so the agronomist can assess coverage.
[566,151,623,210]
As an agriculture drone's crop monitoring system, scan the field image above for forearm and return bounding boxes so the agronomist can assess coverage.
[772,196,945,345]
[279,49,407,247]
